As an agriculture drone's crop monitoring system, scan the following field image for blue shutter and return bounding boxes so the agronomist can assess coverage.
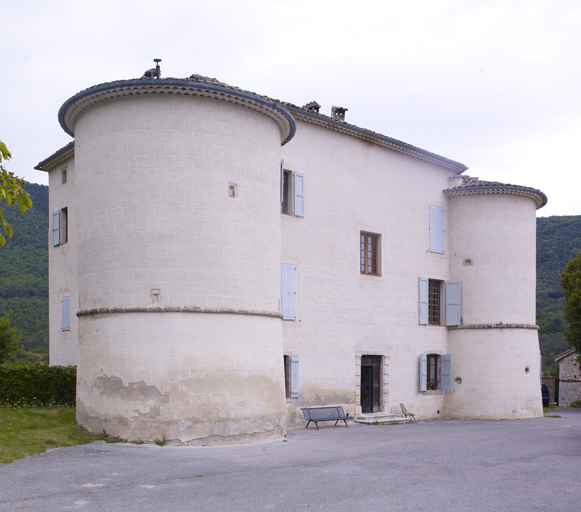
[290,355,299,398]
[52,210,60,246]
[429,205,444,253]
[280,159,285,205]
[445,280,461,326]
[281,263,296,320]
[420,353,427,391]
[441,354,452,390]
[418,277,428,325]
[293,172,305,217]
[61,296,70,331]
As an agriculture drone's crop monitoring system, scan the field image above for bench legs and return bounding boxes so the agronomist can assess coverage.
[305,419,348,430]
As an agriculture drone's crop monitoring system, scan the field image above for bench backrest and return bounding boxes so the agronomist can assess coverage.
[301,406,345,420]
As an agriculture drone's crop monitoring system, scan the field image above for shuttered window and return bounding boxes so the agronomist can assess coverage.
[281,167,305,217]
[61,296,70,331]
[420,353,452,391]
[281,263,296,320]
[419,278,461,326]
[418,278,428,325]
[445,280,461,326]
[284,354,300,398]
[293,172,305,217]
[52,207,68,246]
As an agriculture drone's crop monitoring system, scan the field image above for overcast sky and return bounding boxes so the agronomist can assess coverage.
[2,0,580,217]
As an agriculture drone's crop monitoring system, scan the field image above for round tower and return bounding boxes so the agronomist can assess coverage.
[58,74,296,444]
[444,178,547,419]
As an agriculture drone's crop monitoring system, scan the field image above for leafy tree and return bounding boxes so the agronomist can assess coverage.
[0,314,21,363]
[561,251,581,363]
[0,140,33,246]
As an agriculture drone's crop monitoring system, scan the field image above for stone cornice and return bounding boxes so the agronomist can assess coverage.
[448,323,539,330]
[77,305,283,319]
[34,141,74,172]
[443,184,547,209]
[57,78,296,146]
[287,107,468,173]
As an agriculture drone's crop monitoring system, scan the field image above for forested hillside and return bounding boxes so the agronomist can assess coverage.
[0,184,578,371]
[537,215,581,371]
[0,183,48,350]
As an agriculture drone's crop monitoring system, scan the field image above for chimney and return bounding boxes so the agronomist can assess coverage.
[331,106,348,121]
[303,101,321,113]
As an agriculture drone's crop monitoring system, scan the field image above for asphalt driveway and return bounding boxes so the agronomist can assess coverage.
[1,408,580,511]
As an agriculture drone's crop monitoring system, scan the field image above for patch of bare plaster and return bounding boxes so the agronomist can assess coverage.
[176,419,193,431]
[98,375,169,404]
[296,392,355,408]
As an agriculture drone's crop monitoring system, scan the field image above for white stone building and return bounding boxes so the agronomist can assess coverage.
[36,68,547,444]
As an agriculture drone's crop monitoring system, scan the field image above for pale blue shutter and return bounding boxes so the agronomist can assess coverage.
[61,296,70,331]
[445,280,461,326]
[290,355,299,398]
[429,205,444,253]
[293,172,305,217]
[52,210,60,246]
[420,353,427,391]
[281,263,296,320]
[418,277,428,325]
[441,354,452,390]
[280,159,285,205]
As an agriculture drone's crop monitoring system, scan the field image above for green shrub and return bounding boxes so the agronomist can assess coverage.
[0,364,76,407]
[569,399,581,408]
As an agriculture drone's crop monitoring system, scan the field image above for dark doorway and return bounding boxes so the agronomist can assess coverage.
[361,355,382,413]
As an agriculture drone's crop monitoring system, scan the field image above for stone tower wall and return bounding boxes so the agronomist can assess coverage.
[445,193,543,419]
[72,93,287,443]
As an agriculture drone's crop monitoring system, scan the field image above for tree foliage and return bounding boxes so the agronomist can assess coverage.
[0,314,21,363]
[0,183,48,350]
[0,140,33,246]
[536,215,581,371]
[561,251,581,363]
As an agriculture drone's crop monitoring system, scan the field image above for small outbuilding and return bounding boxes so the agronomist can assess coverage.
[555,348,581,406]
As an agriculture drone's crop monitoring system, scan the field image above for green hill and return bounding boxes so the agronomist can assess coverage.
[0,182,48,350]
[0,183,579,371]
[536,215,581,371]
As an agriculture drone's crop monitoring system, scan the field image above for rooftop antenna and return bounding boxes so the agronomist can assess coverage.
[154,59,162,79]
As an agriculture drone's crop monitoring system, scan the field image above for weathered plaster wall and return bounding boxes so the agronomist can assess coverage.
[76,313,286,443]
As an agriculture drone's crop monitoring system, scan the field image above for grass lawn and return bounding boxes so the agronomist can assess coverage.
[0,407,104,464]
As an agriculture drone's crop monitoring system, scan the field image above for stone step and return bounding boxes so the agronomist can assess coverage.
[354,413,410,425]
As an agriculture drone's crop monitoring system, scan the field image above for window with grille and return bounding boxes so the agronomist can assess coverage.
[428,279,441,325]
[360,232,380,275]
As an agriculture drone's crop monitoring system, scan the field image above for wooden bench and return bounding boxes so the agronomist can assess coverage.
[300,406,349,430]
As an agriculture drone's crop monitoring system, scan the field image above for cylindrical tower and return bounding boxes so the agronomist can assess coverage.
[444,179,547,419]
[58,76,296,444]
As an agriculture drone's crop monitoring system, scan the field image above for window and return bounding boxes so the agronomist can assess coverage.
[281,263,296,320]
[52,207,68,246]
[418,278,461,326]
[428,279,442,325]
[61,296,70,331]
[284,355,299,398]
[360,232,380,275]
[62,169,67,184]
[429,205,444,253]
[280,166,305,217]
[420,353,452,391]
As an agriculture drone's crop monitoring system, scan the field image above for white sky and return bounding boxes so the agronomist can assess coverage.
[2,0,580,217]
